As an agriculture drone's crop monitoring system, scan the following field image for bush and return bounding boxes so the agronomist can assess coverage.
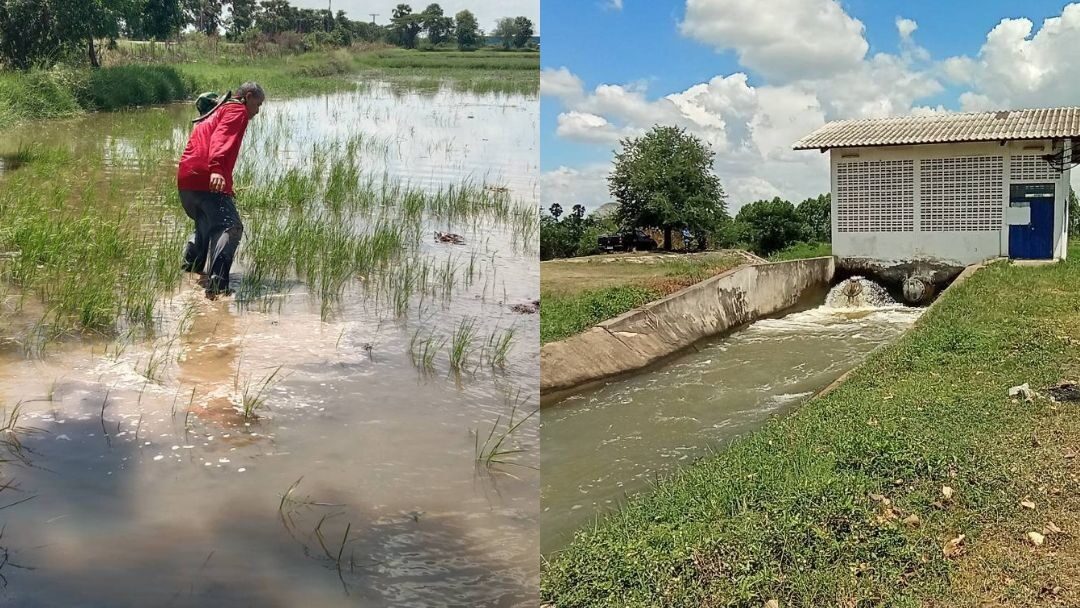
[80,65,192,110]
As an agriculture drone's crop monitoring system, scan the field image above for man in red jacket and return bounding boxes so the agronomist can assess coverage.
[178,81,265,297]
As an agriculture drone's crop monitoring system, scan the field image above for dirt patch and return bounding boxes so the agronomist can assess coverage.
[541,251,743,297]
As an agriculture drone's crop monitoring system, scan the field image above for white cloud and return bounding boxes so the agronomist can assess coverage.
[946,4,1080,109]
[556,112,632,144]
[606,0,623,10]
[896,17,918,40]
[547,1,1080,213]
[541,67,585,102]
[679,0,868,82]
[541,165,613,209]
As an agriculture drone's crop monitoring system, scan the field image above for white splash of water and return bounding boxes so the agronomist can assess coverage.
[825,276,896,309]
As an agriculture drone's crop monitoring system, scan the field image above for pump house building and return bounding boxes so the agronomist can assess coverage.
[793,107,1080,267]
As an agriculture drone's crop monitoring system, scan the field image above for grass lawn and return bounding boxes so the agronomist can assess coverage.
[542,247,1080,607]
[540,252,743,344]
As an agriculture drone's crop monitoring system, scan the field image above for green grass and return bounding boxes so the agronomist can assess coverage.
[540,285,659,344]
[768,241,833,261]
[0,45,537,131]
[542,250,1080,606]
[540,253,744,344]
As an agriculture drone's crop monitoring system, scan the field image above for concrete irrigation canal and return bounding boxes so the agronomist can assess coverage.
[540,268,926,554]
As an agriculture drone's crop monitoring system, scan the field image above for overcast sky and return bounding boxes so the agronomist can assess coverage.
[289,0,540,33]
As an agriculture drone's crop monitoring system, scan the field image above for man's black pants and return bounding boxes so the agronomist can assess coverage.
[180,190,244,292]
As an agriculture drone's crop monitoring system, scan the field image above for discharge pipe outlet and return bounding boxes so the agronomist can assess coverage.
[901,274,936,305]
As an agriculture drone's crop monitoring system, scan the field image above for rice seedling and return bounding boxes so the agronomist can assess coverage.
[235,365,283,420]
[474,405,537,469]
[409,328,445,371]
[448,317,479,373]
[486,327,516,368]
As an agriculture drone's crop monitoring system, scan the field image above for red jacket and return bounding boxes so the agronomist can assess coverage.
[177,102,250,196]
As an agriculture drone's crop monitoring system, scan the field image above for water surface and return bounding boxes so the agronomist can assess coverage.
[0,82,539,607]
[540,301,921,554]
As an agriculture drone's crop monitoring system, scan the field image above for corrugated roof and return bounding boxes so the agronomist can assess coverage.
[792,107,1080,150]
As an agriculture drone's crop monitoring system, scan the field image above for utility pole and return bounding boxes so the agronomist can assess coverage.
[370,13,379,24]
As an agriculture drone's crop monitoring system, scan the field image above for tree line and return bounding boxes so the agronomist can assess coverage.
[541,125,832,260]
[0,1,535,69]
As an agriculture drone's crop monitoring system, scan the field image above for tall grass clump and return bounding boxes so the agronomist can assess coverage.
[79,65,194,110]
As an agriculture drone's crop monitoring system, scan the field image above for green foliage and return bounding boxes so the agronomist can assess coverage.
[1069,187,1079,236]
[454,10,480,50]
[543,249,1080,606]
[540,204,618,260]
[226,0,257,39]
[797,192,831,242]
[0,0,135,68]
[182,0,223,36]
[511,16,534,48]
[80,64,191,109]
[0,0,68,69]
[609,125,727,251]
[767,240,832,261]
[420,3,453,46]
[735,196,809,255]
[540,285,659,344]
[390,3,421,49]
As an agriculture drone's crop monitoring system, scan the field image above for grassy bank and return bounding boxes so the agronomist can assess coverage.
[543,251,1080,606]
[540,252,742,344]
[768,241,832,261]
[0,47,538,130]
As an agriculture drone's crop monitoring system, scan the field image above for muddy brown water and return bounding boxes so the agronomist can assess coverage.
[540,299,922,555]
[0,83,538,606]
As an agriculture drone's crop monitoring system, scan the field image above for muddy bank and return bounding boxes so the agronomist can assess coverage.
[540,257,835,395]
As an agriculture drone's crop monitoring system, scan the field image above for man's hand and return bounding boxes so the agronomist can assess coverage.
[209,173,226,193]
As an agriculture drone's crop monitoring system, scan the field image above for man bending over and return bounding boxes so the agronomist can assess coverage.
[178,81,265,298]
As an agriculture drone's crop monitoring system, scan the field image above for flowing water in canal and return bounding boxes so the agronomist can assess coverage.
[540,291,923,555]
[0,82,538,606]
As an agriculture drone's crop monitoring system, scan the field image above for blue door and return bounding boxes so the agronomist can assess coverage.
[1009,184,1055,259]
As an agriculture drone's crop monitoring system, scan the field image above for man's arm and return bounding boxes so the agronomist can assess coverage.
[207,106,247,192]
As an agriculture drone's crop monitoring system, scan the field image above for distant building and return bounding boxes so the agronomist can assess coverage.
[794,108,1080,266]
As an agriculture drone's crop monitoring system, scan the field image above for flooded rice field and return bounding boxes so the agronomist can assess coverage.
[0,82,539,606]
[540,296,922,555]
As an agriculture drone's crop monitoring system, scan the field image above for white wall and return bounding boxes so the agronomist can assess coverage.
[830,139,1068,265]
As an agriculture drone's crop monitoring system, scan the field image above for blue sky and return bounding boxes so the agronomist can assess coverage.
[541,1,1080,210]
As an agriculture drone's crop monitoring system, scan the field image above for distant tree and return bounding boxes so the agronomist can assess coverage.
[256,0,294,34]
[548,203,563,220]
[126,0,184,40]
[420,3,453,45]
[571,204,586,219]
[52,0,134,67]
[609,125,727,251]
[492,17,514,49]
[796,193,831,242]
[225,0,257,39]
[390,3,421,48]
[735,197,807,255]
[183,0,224,36]
[511,16,533,48]
[454,9,479,50]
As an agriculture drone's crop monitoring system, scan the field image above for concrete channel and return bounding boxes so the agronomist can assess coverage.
[540,257,836,396]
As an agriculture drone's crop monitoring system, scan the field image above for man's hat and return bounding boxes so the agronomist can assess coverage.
[192,90,232,123]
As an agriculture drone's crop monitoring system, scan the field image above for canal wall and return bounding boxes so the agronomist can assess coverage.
[540,257,836,395]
